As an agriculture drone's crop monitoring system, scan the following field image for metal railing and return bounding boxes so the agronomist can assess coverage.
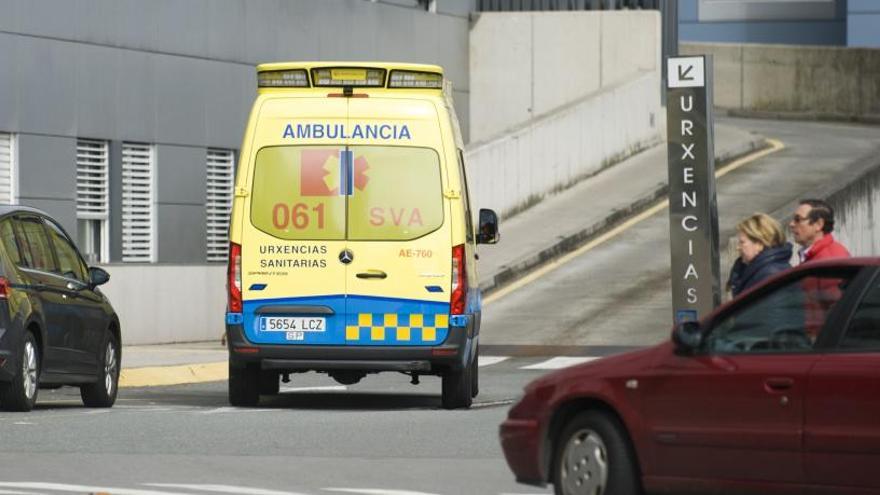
[476,0,660,11]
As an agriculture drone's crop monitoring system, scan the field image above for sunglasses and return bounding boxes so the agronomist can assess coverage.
[791,214,812,224]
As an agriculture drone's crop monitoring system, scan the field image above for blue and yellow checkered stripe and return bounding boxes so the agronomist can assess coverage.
[346,313,449,345]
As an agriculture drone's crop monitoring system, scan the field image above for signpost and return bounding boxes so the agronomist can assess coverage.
[666,55,720,324]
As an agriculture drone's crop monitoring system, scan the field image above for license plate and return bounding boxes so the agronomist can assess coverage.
[260,317,325,332]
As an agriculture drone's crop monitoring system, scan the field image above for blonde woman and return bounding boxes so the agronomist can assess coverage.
[728,213,793,297]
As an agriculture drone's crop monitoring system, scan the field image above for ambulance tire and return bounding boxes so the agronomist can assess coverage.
[441,357,473,409]
[259,370,280,395]
[229,363,260,407]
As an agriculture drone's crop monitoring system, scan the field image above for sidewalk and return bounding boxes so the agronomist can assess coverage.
[118,121,764,383]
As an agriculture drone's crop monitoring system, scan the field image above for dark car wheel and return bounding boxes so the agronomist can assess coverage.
[229,363,260,407]
[0,332,40,412]
[552,411,641,495]
[81,333,120,408]
[441,357,474,409]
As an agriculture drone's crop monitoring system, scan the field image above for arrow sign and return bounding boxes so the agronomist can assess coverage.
[678,64,694,81]
[668,56,705,88]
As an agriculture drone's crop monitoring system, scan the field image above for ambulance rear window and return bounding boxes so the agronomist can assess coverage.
[348,146,443,241]
[250,146,347,241]
[250,146,443,241]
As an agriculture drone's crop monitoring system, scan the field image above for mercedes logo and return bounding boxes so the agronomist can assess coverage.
[339,249,354,264]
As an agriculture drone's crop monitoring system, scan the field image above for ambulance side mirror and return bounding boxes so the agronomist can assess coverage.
[477,209,500,245]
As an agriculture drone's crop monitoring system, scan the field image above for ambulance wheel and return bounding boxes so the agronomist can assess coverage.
[441,359,473,409]
[228,363,259,407]
[471,344,479,398]
[259,370,280,395]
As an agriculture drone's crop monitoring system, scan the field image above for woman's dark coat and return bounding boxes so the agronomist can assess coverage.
[728,243,793,298]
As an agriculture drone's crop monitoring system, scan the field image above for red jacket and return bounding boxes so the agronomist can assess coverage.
[801,234,850,336]
[804,234,850,262]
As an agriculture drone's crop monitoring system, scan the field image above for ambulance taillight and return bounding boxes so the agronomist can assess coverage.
[228,242,242,313]
[451,244,466,315]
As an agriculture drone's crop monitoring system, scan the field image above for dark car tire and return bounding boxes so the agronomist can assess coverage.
[80,332,120,408]
[229,363,260,407]
[0,332,40,412]
[259,370,280,395]
[441,357,473,409]
[552,411,642,495]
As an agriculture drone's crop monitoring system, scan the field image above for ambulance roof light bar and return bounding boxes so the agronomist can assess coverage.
[257,69,309,88]
[312,68,386,88]
[388,70,443,89]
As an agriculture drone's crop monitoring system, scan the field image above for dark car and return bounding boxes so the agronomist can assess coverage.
[500,258,880,495]
[0,206,119,411]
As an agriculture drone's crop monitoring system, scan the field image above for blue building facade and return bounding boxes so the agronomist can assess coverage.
[680,0,879,48]
[848,0,880,47]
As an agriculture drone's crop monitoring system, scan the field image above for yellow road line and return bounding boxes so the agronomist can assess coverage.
[119,361,227,388]
[484,138,785,306]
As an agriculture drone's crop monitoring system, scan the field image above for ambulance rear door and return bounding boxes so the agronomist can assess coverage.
[240,97,350,346]
[342,97,453,347]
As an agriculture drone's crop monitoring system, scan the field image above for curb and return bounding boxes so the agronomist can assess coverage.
[479,135,767,296]
[724,108,880,127]
[120,361,227,388]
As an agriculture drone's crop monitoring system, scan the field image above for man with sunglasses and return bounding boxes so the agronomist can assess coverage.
[789,198,850,263]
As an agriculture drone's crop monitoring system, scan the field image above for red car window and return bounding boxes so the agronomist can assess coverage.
[840,276,880,350]
[705,272,855,354]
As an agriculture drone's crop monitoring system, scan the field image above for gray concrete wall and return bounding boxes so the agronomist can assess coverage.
[0,0,472,264]
[465,71,663,218]
[15,134,77,233]
[829,165,880,257]
[681,42,880,120]
[98,264,226,345]
[469,10,660,142]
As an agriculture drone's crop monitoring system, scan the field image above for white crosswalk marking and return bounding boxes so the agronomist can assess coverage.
[324,489,440,495]
[478,356,509,367]
[0,482,191,495]
[146,483,310,495]
[280,385,348,393]
[520,357,598,370]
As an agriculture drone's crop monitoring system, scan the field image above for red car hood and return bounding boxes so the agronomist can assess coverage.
[526,343,668,393]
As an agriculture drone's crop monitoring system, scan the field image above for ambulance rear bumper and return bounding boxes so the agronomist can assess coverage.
[225,319,475,374]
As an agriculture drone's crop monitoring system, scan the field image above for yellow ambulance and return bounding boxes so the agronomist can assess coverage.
[225,62,499,409]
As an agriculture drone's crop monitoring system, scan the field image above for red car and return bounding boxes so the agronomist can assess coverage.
[500,258,880,495]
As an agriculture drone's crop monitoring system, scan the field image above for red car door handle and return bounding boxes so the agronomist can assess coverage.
[765,377,794,391]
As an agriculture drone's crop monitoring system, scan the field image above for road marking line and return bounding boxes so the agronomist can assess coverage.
[146,483,309,495]
[0,489,44,494]
[0,482,191,495]
[471,399,517,409]
[484,138,785,306]
[521,357,598,370]
[120,361,227,388]
[280,385,349,393]
[324,489,440,495]
[478,356,510,367]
